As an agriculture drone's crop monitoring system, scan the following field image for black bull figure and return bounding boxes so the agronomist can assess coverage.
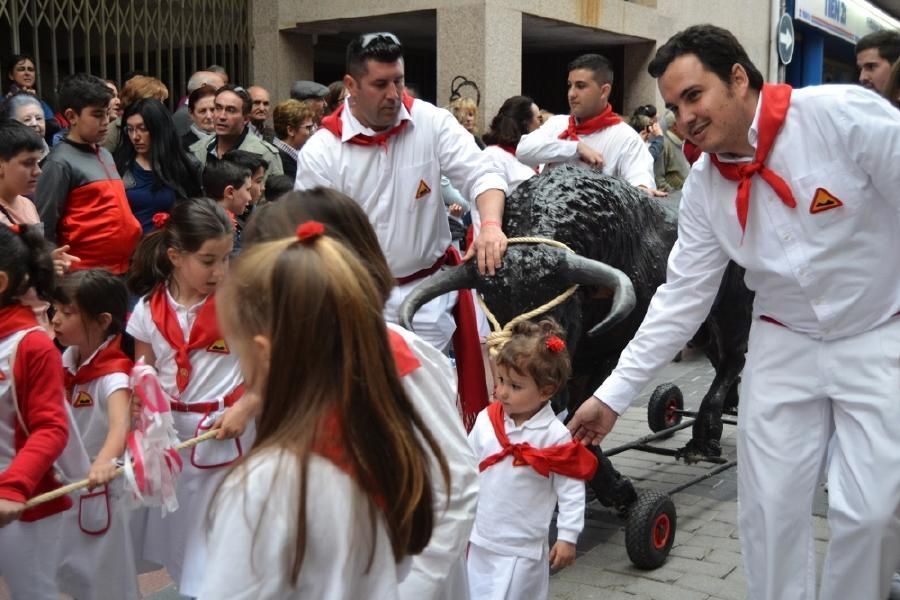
[400,164,754,509]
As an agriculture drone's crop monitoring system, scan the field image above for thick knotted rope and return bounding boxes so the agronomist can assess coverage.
[478,237,579,357]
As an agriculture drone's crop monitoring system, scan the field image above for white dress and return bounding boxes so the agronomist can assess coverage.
[199,449,402,599]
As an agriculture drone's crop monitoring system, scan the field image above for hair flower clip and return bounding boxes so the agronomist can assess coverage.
[296,220,325,243]
[546,335,566,353]
[152,212,170,229]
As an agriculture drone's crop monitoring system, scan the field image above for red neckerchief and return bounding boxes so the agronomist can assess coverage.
[479,402,598,480]
[709,83,796,239]
[558,104,623,141]
[683,139,702,165]
[0,304,38,338]
[64,335,133,400]
[148,286,221,393]
[320,93,416,150]
[445,247,489,432]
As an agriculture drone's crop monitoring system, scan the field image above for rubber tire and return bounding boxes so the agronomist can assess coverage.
[625,490,677,570]
[647,383,684,434]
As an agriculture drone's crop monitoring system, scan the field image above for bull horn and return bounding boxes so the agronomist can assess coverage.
[561,254,636,337]
[398,265,478,331]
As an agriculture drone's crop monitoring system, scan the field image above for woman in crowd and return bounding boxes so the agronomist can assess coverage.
[3,93,50,159]
[182,84,217,150]
[271,99,318,181]
[323,80,347,115]
[113,98,201,232]
[449,96,484,149]
[482,95,541,200]
[4,54,59,144]
[104,75,169,152]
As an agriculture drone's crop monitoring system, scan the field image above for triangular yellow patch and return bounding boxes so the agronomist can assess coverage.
[810,188,844,214]
[206,339,230,354]
[73,391,94,407]
[415,179,431,200]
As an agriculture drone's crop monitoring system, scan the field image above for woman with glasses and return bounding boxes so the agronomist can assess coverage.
[113,98,202,232]
[272,99,318,181]
[4,54,61,144]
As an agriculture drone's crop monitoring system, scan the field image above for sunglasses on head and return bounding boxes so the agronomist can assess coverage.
[359,32,401,49]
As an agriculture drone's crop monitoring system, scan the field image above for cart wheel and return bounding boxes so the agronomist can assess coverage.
[625,490,677,569]
[647,383,683,434]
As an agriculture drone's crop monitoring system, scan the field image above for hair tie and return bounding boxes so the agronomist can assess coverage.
[152,212,170,229]
[546,335,566,353]
[7,223,21,234]
[296,220,325,243]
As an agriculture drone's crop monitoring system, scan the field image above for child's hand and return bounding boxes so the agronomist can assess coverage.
[0,499,25,527]
[88,457,118,490]
[212,399,254,439]
[50,245,81,275]
[549,540,577,570]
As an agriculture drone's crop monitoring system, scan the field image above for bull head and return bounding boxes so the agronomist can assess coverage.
[399,246,636,338]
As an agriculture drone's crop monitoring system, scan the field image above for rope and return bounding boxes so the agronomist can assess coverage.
[478,236,579,357]
[23,429,222,509]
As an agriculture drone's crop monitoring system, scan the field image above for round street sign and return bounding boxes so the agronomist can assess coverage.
[778,13,795,65]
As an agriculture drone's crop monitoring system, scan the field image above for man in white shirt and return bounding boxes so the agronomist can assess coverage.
[515,54,658,193]
[295,32,508,351]
[567,25,900,600]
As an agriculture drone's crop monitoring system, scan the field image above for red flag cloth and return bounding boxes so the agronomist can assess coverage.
[148,287,222,393]
[444,247,489,432]
[558,104,623,141]
[478,402,598,480]
[64,335,133,399]
[320,93,416,150]
[708,83,796,238]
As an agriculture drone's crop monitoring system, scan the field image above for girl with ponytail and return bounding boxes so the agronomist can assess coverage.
[126,197,255,596]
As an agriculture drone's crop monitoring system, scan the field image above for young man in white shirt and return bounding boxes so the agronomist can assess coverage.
[567,24,900,600]
[515,53,659,194]
[295,32,508,351]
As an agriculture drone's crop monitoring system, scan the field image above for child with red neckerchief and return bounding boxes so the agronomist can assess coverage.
[198,222,450,598]
[467,318,598,600]
[0,224,74,599]
[125,198,256,597]
[51,269,140,600]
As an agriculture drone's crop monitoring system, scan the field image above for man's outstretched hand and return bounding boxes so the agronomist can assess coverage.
[567,396,619,446]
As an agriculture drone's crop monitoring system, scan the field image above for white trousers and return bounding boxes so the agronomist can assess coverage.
[737,318,900,600]
[467,542,548,600]
[0,512,62,600]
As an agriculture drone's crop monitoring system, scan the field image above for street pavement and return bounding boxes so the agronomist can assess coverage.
[1,350,831,600]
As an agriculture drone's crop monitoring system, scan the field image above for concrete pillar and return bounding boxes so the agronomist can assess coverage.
[251,0,315,103]
[622,41,658,115]
[436,3,522,132]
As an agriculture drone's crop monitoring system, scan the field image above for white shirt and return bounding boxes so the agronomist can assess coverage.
[468,403,585,561]
[62,337,129,458]
[516,113,655,188]
[482,145,536,199]
[597,84,900,414]
[199,450,402,600]
[126,290,243,440]
[295,99,508,278]
[388,323,478,600]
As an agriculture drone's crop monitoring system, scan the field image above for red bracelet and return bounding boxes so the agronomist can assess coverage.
[481,220,502,229]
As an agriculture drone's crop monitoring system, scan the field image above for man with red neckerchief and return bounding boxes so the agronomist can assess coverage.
[516,53,658,194]
[295,33,508,355]
[567,25,900,600]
